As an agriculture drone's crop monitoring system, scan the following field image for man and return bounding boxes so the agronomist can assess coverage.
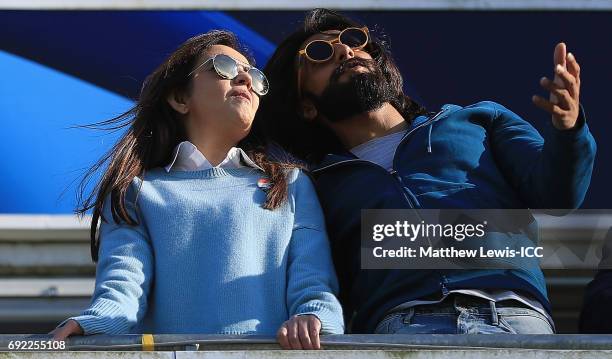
[258,9,596,336]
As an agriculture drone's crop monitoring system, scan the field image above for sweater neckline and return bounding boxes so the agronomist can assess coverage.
[160,166,263,179]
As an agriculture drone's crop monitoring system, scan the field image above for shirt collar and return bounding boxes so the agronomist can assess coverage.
[164,141,263,172]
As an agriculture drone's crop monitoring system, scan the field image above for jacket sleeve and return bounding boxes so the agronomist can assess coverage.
[486,101,596,210]
[56,182,154,335]
[286,170,345,334]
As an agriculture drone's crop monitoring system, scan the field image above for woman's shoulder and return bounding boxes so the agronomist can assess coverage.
[285,168,320,203]
[122,168,168,201]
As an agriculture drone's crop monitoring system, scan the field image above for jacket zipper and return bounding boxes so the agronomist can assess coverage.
[388,108,447,208]
[392,108,452,297]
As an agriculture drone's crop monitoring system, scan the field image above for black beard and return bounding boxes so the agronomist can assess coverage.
[307,58,396,122]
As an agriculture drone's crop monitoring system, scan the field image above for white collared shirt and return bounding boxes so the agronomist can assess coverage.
[164,141,263,172]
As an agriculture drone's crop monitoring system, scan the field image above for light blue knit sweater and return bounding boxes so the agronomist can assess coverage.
[60,167,344,335]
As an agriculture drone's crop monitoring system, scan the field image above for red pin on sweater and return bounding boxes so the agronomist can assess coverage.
[257,178,272,191]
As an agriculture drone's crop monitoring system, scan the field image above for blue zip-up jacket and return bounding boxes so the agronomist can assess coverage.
[310,101,596,333]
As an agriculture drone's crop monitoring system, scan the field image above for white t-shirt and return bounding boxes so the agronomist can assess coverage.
[350,129,406,171]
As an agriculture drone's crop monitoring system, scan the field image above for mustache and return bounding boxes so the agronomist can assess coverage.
[330,58,377,83]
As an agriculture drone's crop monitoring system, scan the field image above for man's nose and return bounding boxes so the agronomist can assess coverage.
[333,43,355,63]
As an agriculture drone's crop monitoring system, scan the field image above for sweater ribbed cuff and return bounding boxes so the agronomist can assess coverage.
[57,299,132,335]
[295,302,345,334]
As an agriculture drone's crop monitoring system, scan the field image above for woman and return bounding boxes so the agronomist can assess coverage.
[50,30,344,349]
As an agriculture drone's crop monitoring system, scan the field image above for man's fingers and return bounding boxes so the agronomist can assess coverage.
[540,77,572,108]
[310,317,322,350]
[298,320,313,350]
[554,65,578,99]
[566,52,581,99]
[553,42,567,69]
[566,52,581,81]
[276,325,291,349]
[532,95,566,117]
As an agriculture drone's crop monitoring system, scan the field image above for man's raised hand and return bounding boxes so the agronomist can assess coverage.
[532,42,581,130]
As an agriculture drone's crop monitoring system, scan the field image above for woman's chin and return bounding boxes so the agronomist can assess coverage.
[232,110,255,127]
[229,115,254,134]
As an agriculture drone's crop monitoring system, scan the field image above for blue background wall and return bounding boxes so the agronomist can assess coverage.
[0,10,609,213]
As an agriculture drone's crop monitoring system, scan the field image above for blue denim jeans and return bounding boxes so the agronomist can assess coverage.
[374,295,554,334]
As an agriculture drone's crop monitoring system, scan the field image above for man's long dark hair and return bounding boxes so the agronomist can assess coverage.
[78,30,299,262]
[257,9,427,163]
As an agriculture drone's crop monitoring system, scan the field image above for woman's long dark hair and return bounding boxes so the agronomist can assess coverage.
[78,30,300,262]
[257,9,428,163]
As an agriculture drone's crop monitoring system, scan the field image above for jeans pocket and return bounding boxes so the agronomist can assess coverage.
[374,313,402,334]
[375,310,413,334]
[497,308,554,334]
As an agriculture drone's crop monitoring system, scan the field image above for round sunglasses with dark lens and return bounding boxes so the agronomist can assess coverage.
[188,54,269,96]
[301,27,369,63]
[339,27,368,47]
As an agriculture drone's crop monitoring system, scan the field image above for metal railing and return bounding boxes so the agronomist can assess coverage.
[3,334,612,351]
